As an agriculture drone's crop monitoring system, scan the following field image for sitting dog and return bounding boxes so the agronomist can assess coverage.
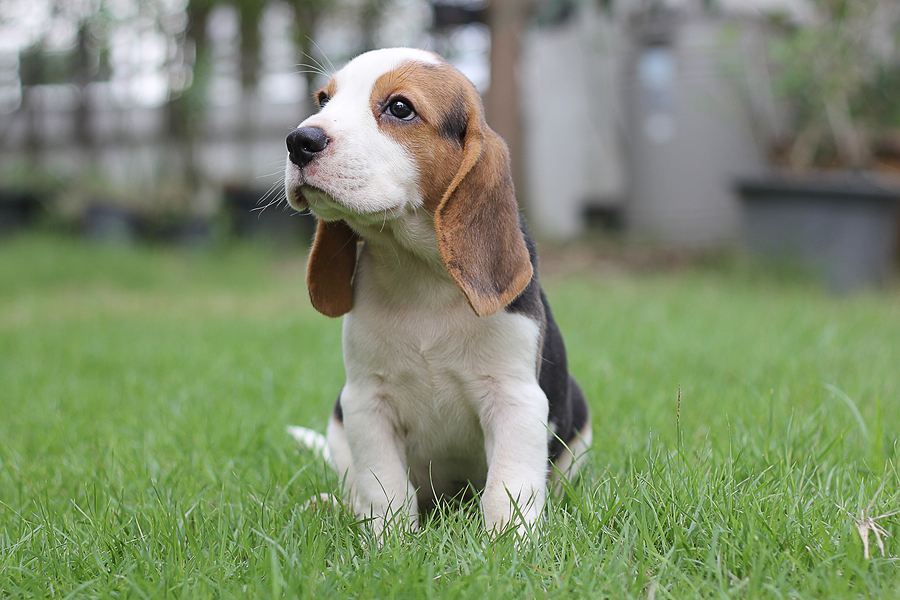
[284,48,590,535]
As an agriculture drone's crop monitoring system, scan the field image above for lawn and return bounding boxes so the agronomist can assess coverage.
[1,233,898,599]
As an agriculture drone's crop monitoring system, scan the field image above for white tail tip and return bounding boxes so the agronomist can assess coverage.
[286,425,333,464]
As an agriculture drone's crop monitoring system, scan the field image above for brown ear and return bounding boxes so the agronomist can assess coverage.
[306,219,359,317]
[434,106,532,317]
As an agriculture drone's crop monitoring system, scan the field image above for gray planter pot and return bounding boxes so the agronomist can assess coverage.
[0,189,43,235]
[737,175,900,291]
[83,204,141,244]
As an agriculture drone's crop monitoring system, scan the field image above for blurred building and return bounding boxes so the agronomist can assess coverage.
[522,0,817,243]
[0,0,811,245]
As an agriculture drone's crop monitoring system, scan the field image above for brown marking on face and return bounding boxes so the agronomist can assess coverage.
[366,57,532,317]
[314,79,338,108]
[368,60,473,213]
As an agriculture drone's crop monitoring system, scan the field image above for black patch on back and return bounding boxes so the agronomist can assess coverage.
[505,218,590,463]
[505,218,544,321]
[541,300,590,462]
[333,391,343,423]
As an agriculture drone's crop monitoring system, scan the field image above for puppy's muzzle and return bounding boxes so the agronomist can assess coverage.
[287,127,329,167]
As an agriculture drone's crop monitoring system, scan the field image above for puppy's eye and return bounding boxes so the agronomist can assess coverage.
[317,92,330,108]
[387,98,416,121]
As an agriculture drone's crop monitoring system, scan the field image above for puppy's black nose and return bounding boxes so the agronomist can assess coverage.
[287,127,329,167]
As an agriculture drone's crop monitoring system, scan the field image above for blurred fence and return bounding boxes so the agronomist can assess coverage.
[2,85,301,187]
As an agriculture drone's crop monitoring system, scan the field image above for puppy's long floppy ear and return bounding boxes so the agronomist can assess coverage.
[434,95,532,318]
[306,219,359,317]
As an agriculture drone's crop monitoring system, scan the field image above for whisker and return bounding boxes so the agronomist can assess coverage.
[259,180,282,200]
[252,182,286,215]
[292,66,329,78]
[254,194,280,213]
[255,195,288,217]
[297,50,332,82]
[256,167,286,179]
[307,39,336,77]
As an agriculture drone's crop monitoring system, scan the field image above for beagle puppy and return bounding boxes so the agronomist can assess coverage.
[284,48,591,536]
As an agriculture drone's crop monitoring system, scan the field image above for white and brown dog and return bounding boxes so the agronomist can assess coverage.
[284,48,591,536]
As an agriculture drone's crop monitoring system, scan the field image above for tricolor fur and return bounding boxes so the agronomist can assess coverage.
[284,48,591,536]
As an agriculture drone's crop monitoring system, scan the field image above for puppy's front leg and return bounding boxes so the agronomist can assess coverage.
[342,391,418,535]
[479,382,550,535]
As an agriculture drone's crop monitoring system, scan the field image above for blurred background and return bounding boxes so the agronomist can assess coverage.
[1,0,899,289]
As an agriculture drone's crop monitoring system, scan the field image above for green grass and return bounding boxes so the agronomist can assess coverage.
[1,233,898,598]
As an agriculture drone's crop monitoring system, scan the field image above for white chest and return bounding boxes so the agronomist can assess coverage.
[338,245,543,495]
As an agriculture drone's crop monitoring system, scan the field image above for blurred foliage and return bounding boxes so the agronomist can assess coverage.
[5,0,343,218]
[768,0,900,170]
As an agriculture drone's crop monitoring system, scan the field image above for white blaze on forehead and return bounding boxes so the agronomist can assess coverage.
[295,48,441,220]
[335,48,441,88]
[303,48,441,126]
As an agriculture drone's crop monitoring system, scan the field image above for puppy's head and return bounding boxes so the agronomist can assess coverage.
[285,48,531,318]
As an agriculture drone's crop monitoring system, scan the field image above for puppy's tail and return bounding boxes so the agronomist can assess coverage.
[286,425,333,465]
[286,427,344,513]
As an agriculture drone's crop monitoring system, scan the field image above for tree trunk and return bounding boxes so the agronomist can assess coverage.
[73,22,94,155]
[485,0,530,211]
[239,3,264,93]
[289,0,326,120]
[162,1,211,207]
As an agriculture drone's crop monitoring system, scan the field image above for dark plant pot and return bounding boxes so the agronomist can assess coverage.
[0,189,43,235]
[84,203,216,247]
[83,204,142,244]
[223,184,314,244]
[736,174,900,291]
[176,217,214,248]
[140,214,214,247]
